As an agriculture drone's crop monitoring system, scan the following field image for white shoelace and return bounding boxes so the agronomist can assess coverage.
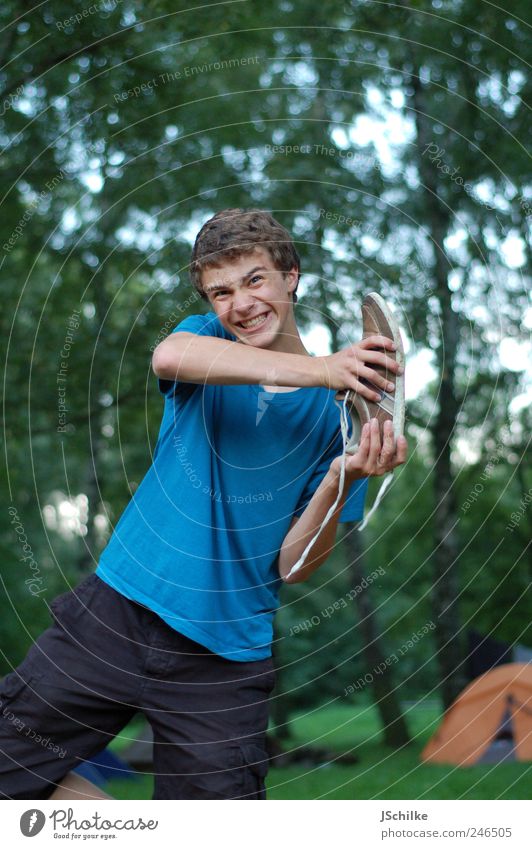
[286,395,394,580]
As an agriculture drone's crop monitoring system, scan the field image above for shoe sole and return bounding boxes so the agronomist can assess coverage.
[342,292,405,453]
[366,291,405,443]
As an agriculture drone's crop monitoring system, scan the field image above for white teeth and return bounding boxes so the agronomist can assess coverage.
[240,313,269,329]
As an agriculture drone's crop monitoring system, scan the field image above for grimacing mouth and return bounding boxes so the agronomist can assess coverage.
[234,310,272,329]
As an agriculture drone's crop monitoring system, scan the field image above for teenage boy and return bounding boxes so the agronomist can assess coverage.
[0,208,406,801]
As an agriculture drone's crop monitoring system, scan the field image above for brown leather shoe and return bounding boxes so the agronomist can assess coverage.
[337,292,405,454]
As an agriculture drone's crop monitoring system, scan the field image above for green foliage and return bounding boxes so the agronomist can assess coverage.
[0,0,529,717]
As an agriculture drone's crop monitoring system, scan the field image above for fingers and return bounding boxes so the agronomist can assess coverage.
[344,420,376,476]
[345,420,408,479]
[377,424,408,473]
[337,380,381,403]
[354,420,371,458]
[356,335,396,351]
[361,348,404,374]
[347,374,392,404]
[367,417,381,467]
[394,434,408,466]
[378,419,396,467]
[331,340,403,395]
[356,364,396,396]
[348,382,382,403]
[343,340,403,400]
[344,421,371,476]
[374,421,408,473]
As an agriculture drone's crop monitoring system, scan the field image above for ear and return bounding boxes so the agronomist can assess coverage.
[283,266,299,296]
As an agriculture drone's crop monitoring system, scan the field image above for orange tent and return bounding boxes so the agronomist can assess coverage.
[421,663,532,766]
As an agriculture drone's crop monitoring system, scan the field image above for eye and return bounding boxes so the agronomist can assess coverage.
[249,275,263,285]
[213,290,228,298]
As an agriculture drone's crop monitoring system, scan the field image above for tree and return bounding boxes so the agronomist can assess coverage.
[1,1,529,714]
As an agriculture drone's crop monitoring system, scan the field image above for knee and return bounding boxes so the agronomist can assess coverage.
[49,771,114,800]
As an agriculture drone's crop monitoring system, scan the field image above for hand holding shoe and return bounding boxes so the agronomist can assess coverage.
[330,419,408,483]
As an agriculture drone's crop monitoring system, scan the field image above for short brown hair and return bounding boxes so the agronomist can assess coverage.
[190,208,300,302]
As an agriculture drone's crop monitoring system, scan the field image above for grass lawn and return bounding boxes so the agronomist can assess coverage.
[105,699,531,800]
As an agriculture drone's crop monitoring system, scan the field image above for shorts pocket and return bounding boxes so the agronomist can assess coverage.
[237,741,270,799]
[0,671,28,705]
[238,657,277,696]
[48,573,99,626]
[0,659,45,711]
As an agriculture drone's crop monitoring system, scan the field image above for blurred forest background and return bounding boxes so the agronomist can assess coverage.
[1,0,530,798]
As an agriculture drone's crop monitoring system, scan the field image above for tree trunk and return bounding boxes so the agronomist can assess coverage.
[343,529,411,746]
[514,454,532,582]
[411,73,467,708]
[314,208,410,746]
[77,272,109,575]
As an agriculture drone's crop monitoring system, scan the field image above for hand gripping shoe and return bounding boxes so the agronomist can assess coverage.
[285,293,405,579]
[337,292,405,453]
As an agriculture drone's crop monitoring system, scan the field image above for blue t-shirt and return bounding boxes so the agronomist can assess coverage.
[95,312,368,660]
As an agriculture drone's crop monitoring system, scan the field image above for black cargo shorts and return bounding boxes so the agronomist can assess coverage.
[0,573,275,800]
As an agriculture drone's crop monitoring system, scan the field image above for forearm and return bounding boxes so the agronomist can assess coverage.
[279,469,360,584]
[152,332,325,388]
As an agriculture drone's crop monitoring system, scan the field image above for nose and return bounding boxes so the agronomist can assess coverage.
[232,288,256,315]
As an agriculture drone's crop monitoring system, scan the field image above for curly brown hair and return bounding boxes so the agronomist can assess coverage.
[190,208,301,303]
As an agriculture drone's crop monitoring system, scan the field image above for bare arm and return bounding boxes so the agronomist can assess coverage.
[152,332,324,389]
[279,419,408,584]
[152,329,401,398]
[279,468,350,584]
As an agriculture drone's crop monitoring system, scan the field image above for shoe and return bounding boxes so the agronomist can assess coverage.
[336,292,405,454]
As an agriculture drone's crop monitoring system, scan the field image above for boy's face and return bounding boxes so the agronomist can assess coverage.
[200,247,299,351]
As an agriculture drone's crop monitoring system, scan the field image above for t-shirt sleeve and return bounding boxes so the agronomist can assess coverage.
[157,312,235,398]
[293,428,369,523]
